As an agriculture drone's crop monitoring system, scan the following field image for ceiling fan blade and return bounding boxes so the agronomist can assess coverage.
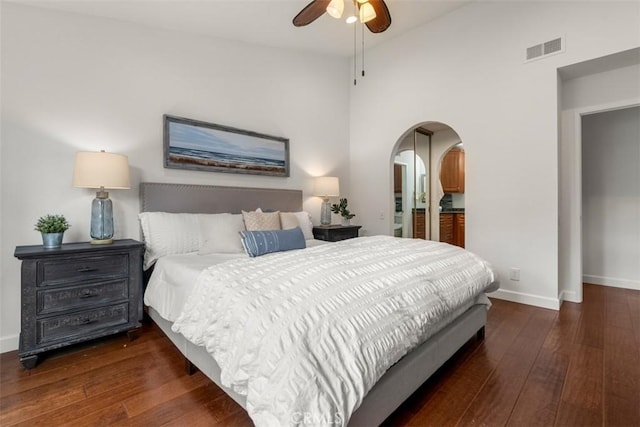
[365,0,392,33]
[293,0,331,27]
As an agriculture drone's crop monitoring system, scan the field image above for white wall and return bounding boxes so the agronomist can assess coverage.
[582,107,639,289]
[559,62,640,302]
[0,4,350,351]
[349,1,640,309]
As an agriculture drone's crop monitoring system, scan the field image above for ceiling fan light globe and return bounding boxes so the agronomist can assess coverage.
[356,0,368,3]
[359,2,376,23]
[346,15,358,24]
[326,0,344,19]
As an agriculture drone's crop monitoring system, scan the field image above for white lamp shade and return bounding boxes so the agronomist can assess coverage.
[326,0,344,19]
[359,2,376,23]
[73,151,131,189]
[314,176,340,197]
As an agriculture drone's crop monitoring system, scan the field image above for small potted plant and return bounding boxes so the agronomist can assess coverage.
[35,214,71,249]
[330,198,356,226]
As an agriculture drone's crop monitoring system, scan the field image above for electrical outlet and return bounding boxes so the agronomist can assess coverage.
[509,268,520,281]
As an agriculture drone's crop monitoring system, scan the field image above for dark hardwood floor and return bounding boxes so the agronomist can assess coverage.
[1,283,638,426]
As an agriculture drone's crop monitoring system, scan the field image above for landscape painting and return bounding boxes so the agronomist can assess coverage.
[163,115,289,177]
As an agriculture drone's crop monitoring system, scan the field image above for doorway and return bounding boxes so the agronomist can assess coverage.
[558,49,640,303]
[581,106,640,290]
[391,122,465,244]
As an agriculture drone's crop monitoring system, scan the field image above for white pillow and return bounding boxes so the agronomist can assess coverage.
[138,212,201,270]
[280,211,314,240]
[198,213,246,255]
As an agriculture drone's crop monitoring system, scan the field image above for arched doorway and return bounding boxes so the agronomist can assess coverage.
[391,122,465,247]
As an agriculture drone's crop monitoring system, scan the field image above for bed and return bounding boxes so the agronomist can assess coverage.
[139,182,498,426]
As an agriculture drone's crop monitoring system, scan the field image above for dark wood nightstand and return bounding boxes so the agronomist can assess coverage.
[312,225,362,242]
[14,239,144,369]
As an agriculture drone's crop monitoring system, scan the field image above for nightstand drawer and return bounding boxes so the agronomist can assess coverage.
[38,254,129,286]
[312,225,362,242]
[326,229,357,241]
[36,303,129,345]
[37,279,129,316]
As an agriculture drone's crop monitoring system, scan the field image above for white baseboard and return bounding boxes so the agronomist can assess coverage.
[583,275,640,291]
[0,334,19,353]
[558,289,582,304]
[488,289,560,310]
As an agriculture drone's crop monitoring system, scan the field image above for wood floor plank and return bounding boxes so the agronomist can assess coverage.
[456,309,556,426]
[403,347,496,427]
[123,371,213,417]
[0,351,31,384]
[507,303,580,427]
[574,284,605,349]
[82,342,185,397]
[626,289,640,352]
[507,350,570,426]
[555,344,604,426]
[202,391,251,424]
[213,408,255,427]
[0,379,86,426]
[380,337,481,426]
[126,383,225,425]
[604,299,634,331]
[8,345,187,426]
[541,301,581,356]
[603,325,640,426]
[0,329,171,398]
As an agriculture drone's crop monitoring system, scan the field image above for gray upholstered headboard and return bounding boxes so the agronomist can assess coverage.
[139,182,303,214]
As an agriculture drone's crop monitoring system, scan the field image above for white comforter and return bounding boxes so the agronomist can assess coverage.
[172,236,497,426]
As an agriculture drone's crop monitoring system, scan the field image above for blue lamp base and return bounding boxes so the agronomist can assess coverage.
[90,191,114,244]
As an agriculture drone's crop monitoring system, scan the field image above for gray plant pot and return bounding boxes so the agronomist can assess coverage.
[41,232,64,249]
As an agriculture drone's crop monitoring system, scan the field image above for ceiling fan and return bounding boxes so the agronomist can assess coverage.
[293,0,392,33]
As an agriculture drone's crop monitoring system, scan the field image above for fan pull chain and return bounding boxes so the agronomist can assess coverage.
[353,18,357,86]
[362,23,365,77]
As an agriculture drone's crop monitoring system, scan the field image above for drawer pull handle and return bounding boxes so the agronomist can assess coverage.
[77,267,97,273]
[79,317,96,325]
[79,291,96,299]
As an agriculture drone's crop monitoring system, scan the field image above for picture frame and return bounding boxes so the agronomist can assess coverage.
[163,115,290,177]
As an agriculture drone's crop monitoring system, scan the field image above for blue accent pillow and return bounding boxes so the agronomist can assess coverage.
[240,227,306,257]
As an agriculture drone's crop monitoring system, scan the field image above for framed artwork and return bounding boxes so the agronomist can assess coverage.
[163,115,290,177]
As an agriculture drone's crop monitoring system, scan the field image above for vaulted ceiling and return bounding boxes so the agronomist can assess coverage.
[12,0,472,57]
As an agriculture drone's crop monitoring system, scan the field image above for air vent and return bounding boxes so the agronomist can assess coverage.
[525,36,565,62]
[526,45,543,61]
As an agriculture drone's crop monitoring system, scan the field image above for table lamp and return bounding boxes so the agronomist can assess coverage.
[314,176,340,225]
[72,150,130,244]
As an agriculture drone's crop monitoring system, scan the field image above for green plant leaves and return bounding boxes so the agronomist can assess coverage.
[34,214,71,233]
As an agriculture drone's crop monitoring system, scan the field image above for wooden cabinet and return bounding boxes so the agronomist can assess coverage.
[413,209,426,239]
[440,213,454,245]
[393,163,403,194]
[456,214,465,248]
[14,239,144,368]
[440,148,465,193]
[439,213,465,248]
[313,225,362,242]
